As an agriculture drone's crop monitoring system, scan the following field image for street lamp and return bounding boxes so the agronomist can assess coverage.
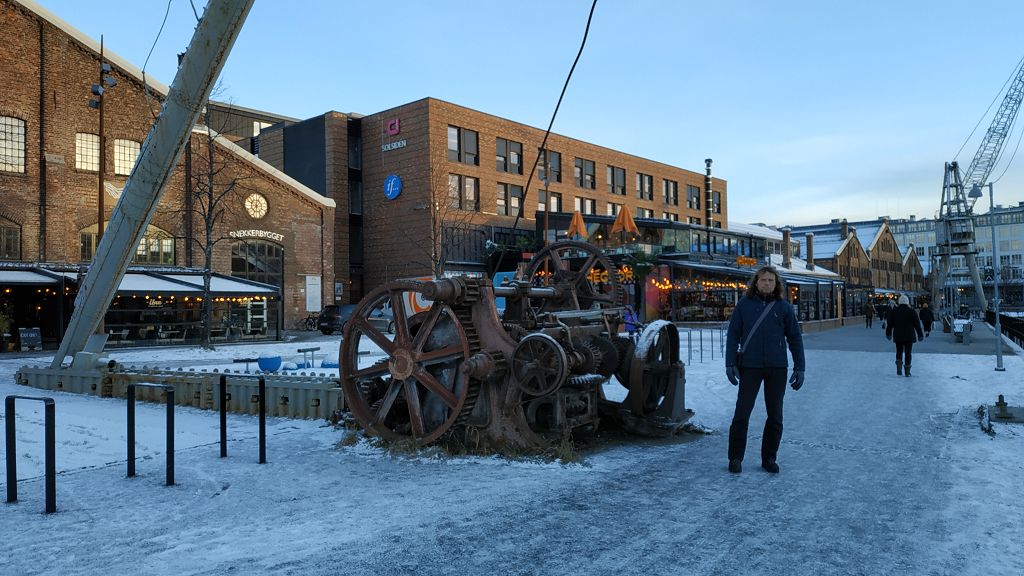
[973,183,1005,371]
[88,36,117,245]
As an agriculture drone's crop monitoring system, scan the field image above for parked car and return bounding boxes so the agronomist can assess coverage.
[318,304,394,335]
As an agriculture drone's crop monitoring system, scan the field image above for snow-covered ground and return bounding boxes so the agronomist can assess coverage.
[1,328,1022,576]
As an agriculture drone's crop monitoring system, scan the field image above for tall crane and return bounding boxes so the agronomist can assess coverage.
[932,56,1024,313]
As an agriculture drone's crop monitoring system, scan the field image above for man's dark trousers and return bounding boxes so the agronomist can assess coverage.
[728,367,787,463]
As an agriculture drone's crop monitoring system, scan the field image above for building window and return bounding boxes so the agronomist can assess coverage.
[0,217,20,259]
[607,202,621,216]
[80,223,174,264]
[496,137,522,174]
[538,149,561,183]
[662,212,678,222]
[574,158,595,189]
[606,165,626,196]
[448,174,480,211]
[636,173,653,200]
[663,179,678,205]
[76,133,100,172]
[688,216,702,225]
[114,139,141,176]
[574,196,596,215]
[636,207,654,219]
[712,191,722,214]
[0,116,26,173]
[686,185,701,210]
[497,182,523,216]
[539,191,562,212]
[447,125,478,165]
[232,239,284,288]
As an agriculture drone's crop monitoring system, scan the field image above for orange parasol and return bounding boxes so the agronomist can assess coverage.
[610,207,639,236]
[567,210,589,239]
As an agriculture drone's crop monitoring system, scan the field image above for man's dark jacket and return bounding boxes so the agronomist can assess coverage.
[726,295,805,370]
[919,307,935,330]
[886,304,924,343]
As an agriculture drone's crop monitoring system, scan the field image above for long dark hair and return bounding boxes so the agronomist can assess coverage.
[744,266,785,300]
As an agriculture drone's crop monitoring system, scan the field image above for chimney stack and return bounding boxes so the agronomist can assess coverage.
[704,159,713,246]
[782,228,792,269]
[841,219,849,239]
[805,233,815,271]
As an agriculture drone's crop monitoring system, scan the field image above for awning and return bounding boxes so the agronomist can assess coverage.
[117,273,202,295]
[662,259,753,280]
[162,274,278,297]
[0,270,61,285]
[26,269,279,298]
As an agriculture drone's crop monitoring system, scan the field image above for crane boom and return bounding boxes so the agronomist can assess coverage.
[961,57,1024,208]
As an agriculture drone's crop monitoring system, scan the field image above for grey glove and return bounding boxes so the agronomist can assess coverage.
[726,366,739,386]
[789,370,804,391]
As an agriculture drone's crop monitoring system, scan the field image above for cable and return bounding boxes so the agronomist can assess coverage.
[141,0,176,120]
[495,0,598,275]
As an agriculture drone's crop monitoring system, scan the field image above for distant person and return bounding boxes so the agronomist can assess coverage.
[918,303,934,338]
[886,295,924,377]
[862,300,875,328]
[724,266,805,475]
[624,305,640,337]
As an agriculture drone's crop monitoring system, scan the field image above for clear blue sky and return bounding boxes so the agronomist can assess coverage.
[34,0,1024,226]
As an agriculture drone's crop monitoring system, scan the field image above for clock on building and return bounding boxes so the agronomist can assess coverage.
[244,193,268,219]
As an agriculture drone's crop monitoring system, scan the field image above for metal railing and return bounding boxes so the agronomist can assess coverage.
[5,395,56,514]
[683,325,727,364]
[218,374,267,464]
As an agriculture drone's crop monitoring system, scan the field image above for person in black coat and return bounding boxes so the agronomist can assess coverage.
[886,295,924,376]
[724,266,805,474]
[918,303,934,337]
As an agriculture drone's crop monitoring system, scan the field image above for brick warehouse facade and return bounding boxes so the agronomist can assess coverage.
[261,98,728,302]
[0,0,335,345]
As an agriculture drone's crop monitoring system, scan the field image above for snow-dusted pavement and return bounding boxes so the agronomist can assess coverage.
[1,325,1022,575]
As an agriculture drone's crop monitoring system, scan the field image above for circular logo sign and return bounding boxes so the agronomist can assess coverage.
[384,174,403,200]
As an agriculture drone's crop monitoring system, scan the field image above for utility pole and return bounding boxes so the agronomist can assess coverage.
[986,183,1005,371]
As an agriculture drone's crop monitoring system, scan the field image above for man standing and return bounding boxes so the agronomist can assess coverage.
[862,300,875,328]
[724,266,806,474]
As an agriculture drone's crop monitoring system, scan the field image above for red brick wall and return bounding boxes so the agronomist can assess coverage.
[0,0,334,327]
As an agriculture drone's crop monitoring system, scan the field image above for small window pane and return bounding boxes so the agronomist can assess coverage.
[76,133,100,171]
[0,116,26,173]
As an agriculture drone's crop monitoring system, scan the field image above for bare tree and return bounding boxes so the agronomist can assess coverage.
[400,149,482,277]
[174,122,256,348]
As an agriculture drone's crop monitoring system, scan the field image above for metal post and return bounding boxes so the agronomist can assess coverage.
[126,383,175,485]
[6,395,57,513]
[988,183,1005,371]
[687,330,692,364]
[258,376,266,464]
[219,374,227,458]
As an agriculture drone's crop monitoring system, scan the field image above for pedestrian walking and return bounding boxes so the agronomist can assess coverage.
[724,266,805,475]
[886,295,924,376]
[918,303,934,338]
[862,300,874,328]
[624,305,640,338]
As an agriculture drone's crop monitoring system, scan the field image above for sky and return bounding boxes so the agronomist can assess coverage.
[29,0,1024,226]
[1,326,1022,574]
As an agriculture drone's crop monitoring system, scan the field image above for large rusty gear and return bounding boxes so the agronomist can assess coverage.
[524,240,623,313]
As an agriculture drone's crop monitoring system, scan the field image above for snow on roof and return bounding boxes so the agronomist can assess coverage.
[727,221,785,240]
[194,126,335,209]
[806,232,849,259]
[767,253,841,278]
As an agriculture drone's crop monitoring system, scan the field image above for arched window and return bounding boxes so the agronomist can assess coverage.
[0,116,26,173]
[0,216,20,260]
[80,223,174,264]
[231,239,283,287]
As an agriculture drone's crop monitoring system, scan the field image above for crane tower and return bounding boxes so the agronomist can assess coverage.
[932,57,1024,313]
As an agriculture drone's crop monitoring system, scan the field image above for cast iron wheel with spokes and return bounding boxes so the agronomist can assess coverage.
[524,240,623,313]
[340,280,471,445]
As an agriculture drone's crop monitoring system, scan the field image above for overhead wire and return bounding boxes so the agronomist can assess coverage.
[141,0,176,121]
[494,0,598,274]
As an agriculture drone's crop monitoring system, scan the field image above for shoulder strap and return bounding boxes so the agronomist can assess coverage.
[740,301,776,352]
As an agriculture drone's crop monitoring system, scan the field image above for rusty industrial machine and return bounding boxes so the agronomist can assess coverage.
[339,241,690,449]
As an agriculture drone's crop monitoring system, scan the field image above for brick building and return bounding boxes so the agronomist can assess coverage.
[262,98,728,303]
[0,0,335,347]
